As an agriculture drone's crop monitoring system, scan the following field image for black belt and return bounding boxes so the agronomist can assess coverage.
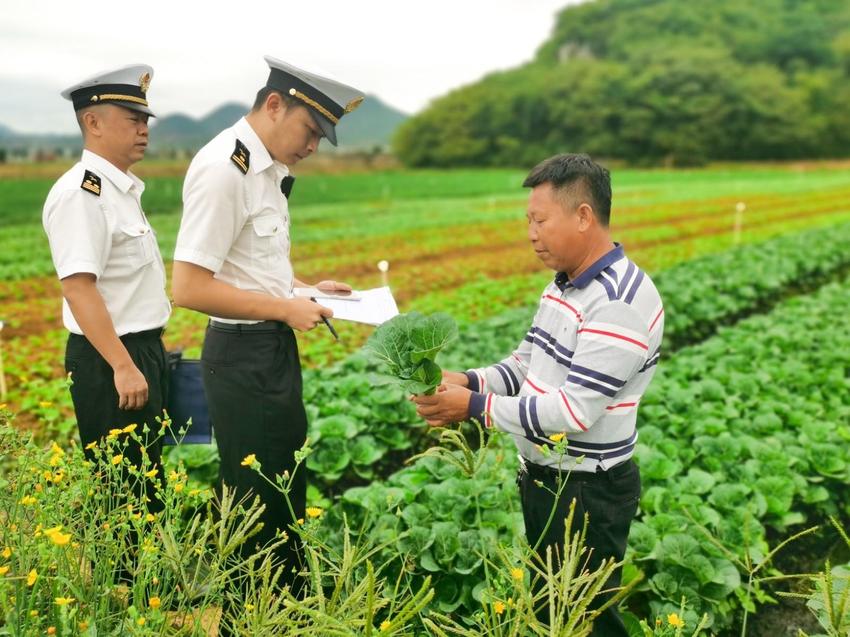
[208,320,291,334]
[522,458,635,483]
[70,327,164,342]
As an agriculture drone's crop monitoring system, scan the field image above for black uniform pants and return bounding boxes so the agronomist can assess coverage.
[201,322,308,600]
[64,328,168,580]
[519,458,641,636]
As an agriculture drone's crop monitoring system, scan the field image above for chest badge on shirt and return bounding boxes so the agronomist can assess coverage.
[230,139,250,175]
[80,170,101,196]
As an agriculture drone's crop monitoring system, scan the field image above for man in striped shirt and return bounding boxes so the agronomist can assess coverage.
[414,154,664,635]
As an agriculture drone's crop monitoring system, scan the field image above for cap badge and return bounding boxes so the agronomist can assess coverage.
[139,72,151,94]
[344,96,364,113]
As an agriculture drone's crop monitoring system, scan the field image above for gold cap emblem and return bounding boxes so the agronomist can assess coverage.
[344,96,364,113]
[139,72,151,94]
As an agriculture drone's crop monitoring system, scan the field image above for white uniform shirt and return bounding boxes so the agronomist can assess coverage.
[42,150,170,336]
[174,117,294,324]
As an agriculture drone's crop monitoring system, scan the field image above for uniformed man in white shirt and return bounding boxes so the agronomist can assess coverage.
[42,64,171,580]
[172,56,364,608]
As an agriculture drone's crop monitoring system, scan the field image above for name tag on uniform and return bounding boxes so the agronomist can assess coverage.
[165,351,212,445]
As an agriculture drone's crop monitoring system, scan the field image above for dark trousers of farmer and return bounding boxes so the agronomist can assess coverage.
[519,458,641,637]
[201,321,308,636]
[65,329,168,581]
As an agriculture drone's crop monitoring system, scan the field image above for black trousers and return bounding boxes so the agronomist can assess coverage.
[65,329,168,580]
[201,322,308,597]
[519,458,641,636]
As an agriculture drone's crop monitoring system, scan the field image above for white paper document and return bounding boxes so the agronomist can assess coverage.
[311,286,399,326]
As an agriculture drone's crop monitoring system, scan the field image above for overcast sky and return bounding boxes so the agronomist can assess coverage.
[0,0,580,134]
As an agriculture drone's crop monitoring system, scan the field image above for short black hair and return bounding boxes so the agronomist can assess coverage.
[523,154,612,227]
[251,86,301,112]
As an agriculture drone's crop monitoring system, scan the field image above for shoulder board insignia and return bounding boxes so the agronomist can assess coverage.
[230,139,250,175]
[80,170,101,196]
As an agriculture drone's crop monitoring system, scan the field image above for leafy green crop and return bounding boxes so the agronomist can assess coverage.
[364,312,458,395]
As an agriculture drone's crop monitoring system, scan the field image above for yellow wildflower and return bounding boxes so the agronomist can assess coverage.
[55,596,75,606]
[511,567,524,581]
[379,620,391,632]
[2,546,11,558]
[137,617,146,626]
[19,496,37,506]
[668,613,685,628]
[0,566,9,576]
[29,610,38,617]
[85,441,97,451]
[148,596,161,609]
[40,401,54,409]
[51,442,64,456]
[297,518,304,525]
[26,569,38,586]
[168,470,180,482]
[122,423,137,434]
[241,454,256,467]
[146,513,156,522]
[49,454,62,467]
[306,507,323,519]
[47,530,72,546]
[111,454,123,465]
[108,428,122,437]
[0,403,6,409]
[494,600,506,615]
[145,468,158,479]
[78,621,89,631]
[548,432,566,443]
[47,627,56,636]
[245,603,255,611]
[174,483,184,493]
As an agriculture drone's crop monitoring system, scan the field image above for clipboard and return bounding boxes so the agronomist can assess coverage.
[292,287,362,301]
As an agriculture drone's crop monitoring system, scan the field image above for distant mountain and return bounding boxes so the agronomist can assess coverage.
[335,95,409,150]
[0,93,408,156]
[148,94,407,152]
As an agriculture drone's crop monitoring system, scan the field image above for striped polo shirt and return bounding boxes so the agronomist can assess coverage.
[466,244,664,472]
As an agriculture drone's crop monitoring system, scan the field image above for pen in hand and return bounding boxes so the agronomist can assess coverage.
[311,297,339,340]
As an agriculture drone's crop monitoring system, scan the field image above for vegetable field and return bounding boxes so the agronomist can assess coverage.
[2,161,850,635]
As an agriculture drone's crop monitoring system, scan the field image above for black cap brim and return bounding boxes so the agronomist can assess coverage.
[309,110,337,146]
[115,101,156,117]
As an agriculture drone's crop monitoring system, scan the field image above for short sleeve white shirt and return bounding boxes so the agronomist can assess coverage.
[42,150,171,336]
[174,117,294,324]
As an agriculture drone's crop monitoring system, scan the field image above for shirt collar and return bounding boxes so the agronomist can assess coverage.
[81,149,144,194]
[233,117,286,176]
[556,243,626,291]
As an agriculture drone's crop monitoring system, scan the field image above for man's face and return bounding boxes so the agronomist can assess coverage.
[266,103,323,165]
[526,182,585,273]
[97,105,150,169]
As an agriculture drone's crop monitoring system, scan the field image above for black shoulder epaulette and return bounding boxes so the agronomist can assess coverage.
[80,169,101,196]
[230,139,250,174]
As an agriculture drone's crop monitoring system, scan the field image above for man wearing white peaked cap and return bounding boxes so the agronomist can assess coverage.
[43,64,170,582]
[171,56,365,629]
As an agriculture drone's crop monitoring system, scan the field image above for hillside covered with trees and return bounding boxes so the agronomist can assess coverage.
[394,0,850,166]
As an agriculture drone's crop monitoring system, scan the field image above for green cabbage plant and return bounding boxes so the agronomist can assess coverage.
[364,312,458,395]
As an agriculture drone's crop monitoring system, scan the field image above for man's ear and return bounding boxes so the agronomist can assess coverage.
[265,91,287,119]
[576,202,595,231]
[80,108,102,139]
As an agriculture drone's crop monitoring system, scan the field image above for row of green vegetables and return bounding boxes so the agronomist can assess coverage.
[299,221,850,489]
[317,275,850,630]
